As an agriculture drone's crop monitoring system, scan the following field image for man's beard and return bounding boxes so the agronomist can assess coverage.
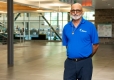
[71,14,82,20]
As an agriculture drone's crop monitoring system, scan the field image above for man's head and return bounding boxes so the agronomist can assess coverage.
[70,3,83,20]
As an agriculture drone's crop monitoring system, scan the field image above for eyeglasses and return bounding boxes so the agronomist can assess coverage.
[71,9,82,13]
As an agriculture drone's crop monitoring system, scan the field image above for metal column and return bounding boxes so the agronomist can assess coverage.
[7,0,14,67]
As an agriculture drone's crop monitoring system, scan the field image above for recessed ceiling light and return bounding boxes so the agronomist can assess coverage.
[37,10,43,11]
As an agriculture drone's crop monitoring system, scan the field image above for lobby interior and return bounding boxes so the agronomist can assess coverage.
[0,0,114,80]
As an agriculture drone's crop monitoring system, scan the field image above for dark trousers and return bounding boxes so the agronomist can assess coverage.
[63,57,93,80]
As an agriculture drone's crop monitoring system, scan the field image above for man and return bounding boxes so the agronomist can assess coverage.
[62,3,99,80]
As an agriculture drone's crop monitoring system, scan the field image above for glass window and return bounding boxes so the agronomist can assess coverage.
[29,13,39,20]
[44,13,51,25]
[83,11,95,20]
[51,21,57,25]
[58,12,62,20]
[63,12,68,20]
[83,12,87,19]
[51,12,57,20]
[63,21,68,26]
[44,12,50,20]
[58,21,63,34]
[59,21,62,26]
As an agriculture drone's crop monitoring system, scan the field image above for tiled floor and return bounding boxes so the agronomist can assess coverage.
[0,41,114,80]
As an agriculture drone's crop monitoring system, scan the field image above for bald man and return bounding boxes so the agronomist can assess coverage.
[62,3,99,80]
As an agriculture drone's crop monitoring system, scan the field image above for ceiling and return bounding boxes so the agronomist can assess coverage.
[0,0,114,13]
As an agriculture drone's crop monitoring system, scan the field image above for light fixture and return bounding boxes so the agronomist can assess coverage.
[37,10,43,12]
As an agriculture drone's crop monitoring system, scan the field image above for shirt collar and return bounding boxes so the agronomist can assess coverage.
[69,17,86,27]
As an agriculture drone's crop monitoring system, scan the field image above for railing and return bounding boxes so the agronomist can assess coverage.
[39,13,62,41]
[0,33,7,44]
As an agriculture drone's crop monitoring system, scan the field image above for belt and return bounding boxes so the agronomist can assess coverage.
[68,57,89,62]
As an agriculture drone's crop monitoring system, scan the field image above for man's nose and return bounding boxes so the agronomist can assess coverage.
[74,11,77,14]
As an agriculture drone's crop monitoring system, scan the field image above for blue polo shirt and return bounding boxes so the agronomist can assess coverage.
[62,18,99,58]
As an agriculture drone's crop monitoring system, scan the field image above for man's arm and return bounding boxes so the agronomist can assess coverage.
[90,44,99,57]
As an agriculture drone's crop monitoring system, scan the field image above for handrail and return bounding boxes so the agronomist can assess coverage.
[39,13,62,41]
[14,13,21,21]
[0,33,7,38]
